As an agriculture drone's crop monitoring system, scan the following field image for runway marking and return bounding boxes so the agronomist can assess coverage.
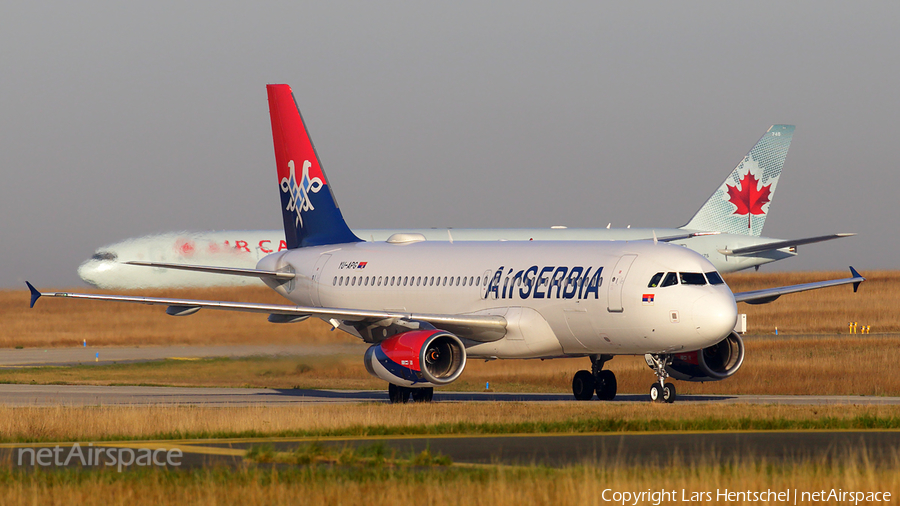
[0,440,245,457]
[102,442,245,457]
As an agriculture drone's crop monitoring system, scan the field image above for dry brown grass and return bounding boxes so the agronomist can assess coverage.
[2,271,894,349]
[723,270,894,334]
[1,287,351,348]
[0,462,898,506]
[1,403,898,442]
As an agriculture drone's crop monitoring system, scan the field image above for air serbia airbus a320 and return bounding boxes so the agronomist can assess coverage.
[27,85,865,403]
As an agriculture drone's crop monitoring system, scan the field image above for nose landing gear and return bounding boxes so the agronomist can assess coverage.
[646,354,676,403]
[572,354,617,401]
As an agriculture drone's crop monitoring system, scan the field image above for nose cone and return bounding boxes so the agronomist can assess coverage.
[692,293,738,343]
[77,260,112,287]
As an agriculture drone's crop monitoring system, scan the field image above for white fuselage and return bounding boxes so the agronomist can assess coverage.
[78,228,795,288]
[256,240,738,359]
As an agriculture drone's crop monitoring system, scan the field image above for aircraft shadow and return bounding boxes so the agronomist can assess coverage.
[265,389,735,403]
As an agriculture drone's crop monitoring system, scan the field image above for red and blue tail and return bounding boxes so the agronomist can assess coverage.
[267,84,362,249]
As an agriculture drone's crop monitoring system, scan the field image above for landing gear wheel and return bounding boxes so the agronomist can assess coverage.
[388,383,410,404]
[645,354,674,403]
[663,382,676,403]
[411,387,434,403]
[595,370,617,400]
[572,370,596,400]
[649,383,663,403]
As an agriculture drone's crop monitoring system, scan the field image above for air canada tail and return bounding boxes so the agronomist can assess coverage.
[267,84,362,249]
[682,125,794,236]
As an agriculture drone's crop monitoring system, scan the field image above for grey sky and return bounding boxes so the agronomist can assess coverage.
[2,2,897,288]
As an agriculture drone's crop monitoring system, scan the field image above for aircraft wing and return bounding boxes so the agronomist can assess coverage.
[25,282,507,342]
[126,261,295,280]
[717,233,855,256]
[732,267,865,305]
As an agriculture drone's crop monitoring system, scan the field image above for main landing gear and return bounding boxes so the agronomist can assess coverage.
[388,384,434,404]
[572,354,617,401]
[646,354,676,403]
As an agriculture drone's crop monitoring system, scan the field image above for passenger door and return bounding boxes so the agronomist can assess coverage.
[607,254,637,313]
[309,254,331,305]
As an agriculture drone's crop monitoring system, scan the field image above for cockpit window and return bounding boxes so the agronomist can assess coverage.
[648,272,664,288]
[661,272,678,287]
[91,252,117,261]
[679,272,707,285]
[705,271,725,285]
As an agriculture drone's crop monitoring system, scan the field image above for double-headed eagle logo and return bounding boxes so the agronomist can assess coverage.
[280,159,323,227]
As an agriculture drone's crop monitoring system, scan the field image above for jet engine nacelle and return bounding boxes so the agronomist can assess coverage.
[651,331,745,382]
[364,329,467,387]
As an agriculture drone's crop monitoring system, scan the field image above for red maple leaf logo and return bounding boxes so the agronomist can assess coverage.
[726,172,772,229]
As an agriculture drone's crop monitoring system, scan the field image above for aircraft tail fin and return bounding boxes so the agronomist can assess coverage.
[681,125,794,236]
[267,84,362,249]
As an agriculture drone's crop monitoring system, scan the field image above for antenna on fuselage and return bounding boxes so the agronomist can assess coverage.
[652,230,658,245]
[448,229,453,244]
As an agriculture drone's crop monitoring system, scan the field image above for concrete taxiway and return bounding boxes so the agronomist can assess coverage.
[1,383,899,407]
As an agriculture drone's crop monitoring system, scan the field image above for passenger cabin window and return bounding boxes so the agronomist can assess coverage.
[661,272,678,287]
[705,271,725,285]
[648,272,664,288]
[679,272,707,285]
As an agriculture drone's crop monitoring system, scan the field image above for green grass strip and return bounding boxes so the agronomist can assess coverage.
[4,414,899,444]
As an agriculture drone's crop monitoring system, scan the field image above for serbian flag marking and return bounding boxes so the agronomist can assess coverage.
[642,294,655,305]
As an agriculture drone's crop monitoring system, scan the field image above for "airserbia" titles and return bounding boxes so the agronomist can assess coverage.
[485,266,604,300]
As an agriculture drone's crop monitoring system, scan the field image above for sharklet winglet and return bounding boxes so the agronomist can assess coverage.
[849,266,863,293]
[26,282,41,308]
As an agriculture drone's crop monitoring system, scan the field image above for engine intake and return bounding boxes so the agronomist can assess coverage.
[663,331,745,382]
[364,329,467,387]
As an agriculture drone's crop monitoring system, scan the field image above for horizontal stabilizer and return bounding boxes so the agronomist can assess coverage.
[733,266,865,305]
[25,286,508,342]
[657,231,722,243]
[126,261,295,280]
[718,233,855,256]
